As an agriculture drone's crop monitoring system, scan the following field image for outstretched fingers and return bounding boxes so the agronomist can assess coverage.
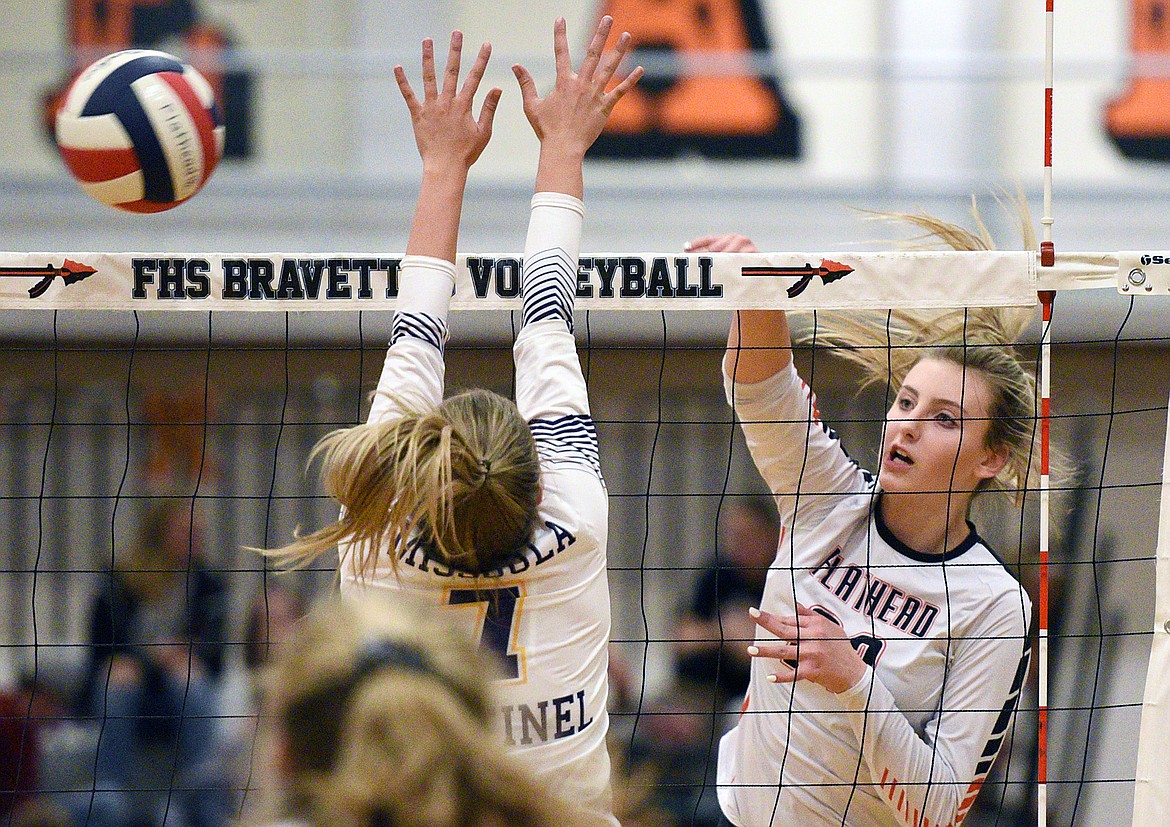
[441,30,463,97]
[578,15,614,82]
[399,30,501,169]
[514,16,644,155]
[394,65,420,117]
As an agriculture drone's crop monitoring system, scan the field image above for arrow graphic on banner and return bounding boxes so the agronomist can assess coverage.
[0,260,98,298]
[741,258,855,298]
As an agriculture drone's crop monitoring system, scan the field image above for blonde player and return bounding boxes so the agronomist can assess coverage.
[256,591,595,827]
[687,228,1035,827]
[268,17,641,826]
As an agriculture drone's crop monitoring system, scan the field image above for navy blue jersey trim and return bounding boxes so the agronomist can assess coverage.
[873,494,980,562]
[522,248,576,332]
[530,414,601,477]
[391,311,447,354]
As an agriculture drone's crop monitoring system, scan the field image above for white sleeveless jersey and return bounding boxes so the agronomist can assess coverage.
[718,363,1032,827]
[339,195,615,824]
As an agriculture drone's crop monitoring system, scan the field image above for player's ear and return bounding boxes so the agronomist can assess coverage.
[975,442,1009,480]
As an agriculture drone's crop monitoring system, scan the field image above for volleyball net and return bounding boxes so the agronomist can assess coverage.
[1,249,1167,827]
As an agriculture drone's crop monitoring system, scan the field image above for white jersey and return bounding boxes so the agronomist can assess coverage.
[718,363,1032,827]
[339,194,616,825]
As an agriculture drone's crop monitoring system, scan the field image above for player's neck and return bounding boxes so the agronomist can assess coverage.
[879,492,972,556]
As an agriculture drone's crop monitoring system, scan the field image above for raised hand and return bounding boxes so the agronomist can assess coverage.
[747,603,867,695]
[513,16,643,196]
[684,234,759,254]
[395,31,503,171]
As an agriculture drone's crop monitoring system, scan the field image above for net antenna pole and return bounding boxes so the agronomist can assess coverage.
[1041,0,1056,268]
[1038,4,1056,827]
[1038,289,1053,827]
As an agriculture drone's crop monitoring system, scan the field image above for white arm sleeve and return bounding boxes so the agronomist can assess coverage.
[841,604,1032,827]
[520,192,583,332]
[515,192,589,421]
[367,255,454,424]
[726,362,872,530]
[514,192,600,479]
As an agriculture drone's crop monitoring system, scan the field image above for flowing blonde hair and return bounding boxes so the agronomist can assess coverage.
[266,388,541,579]
[808,196,1042,502]
[254,592,597,827]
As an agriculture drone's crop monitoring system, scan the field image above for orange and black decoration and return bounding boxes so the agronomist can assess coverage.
[41,0,253,158]
[590,0,802,159]
[1105,0,1170,161]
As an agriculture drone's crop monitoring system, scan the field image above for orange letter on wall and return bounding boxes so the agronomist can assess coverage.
[591,0,801,159]
[1105,0,1170,160]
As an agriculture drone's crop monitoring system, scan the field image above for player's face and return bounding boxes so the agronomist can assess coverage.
[878,358,1006,498]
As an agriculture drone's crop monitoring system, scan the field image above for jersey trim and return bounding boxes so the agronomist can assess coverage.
[530,414,602,478]
[873,495,981,562]
[391,310,447,354]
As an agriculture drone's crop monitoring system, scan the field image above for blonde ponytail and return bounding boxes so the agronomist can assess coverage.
[265,389,540,578]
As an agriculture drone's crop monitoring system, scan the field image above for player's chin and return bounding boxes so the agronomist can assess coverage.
[877,467,917,494]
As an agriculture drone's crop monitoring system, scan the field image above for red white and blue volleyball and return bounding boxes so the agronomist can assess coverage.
[55,49,224,213]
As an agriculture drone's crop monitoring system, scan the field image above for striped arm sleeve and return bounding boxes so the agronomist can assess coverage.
[521,192,584,333]
[391,312,447,354]
[366,255,453,423]
[391,254,455,354]
[522,247,577,332]
[530,413,603,479]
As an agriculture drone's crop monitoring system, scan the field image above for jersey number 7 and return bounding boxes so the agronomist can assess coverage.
[447,585,525,681]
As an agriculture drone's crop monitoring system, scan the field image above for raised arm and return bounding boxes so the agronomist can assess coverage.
[689,232,870,529]
[510,17,640,427]
[397,32,501,263]
[368,33,502,425]
[685,233,793,385]
[513,16,642,200]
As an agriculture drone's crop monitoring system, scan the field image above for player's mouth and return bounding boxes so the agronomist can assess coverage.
[886,445,914,466]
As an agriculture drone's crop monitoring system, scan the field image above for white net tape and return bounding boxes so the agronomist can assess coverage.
[3,250,1167,312]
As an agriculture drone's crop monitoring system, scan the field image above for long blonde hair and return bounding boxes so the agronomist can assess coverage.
[256,592,595,827]
[809,198,1041,502]
[267,388,541,579]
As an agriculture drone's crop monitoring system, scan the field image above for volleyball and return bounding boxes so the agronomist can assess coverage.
[54,49,224,213]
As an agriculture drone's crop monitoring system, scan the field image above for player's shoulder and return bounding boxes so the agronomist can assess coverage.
[960,537,1032,624]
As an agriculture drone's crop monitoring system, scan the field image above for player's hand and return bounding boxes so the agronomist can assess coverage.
[684,234,759,254]
[395,31,503,170]
[513,16,643,156]
[747,603,867,694]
